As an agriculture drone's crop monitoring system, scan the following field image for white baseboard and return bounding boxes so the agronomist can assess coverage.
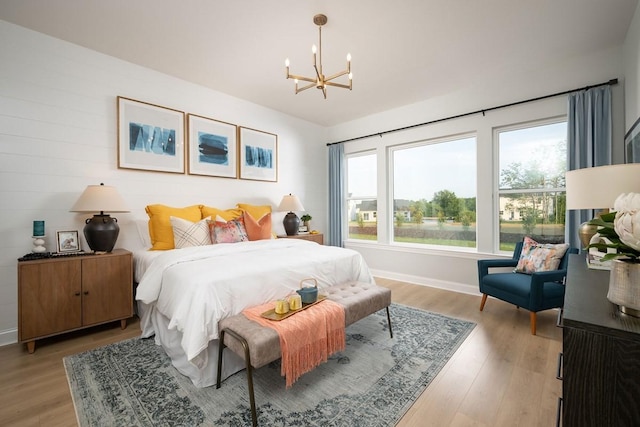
[370,269,481,296]
[0,328,18,347]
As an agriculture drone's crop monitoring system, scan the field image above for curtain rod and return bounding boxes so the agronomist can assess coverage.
[326,78,618,146]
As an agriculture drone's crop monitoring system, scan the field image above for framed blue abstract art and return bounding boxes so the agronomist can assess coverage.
[239,126,278,182]
[117,96,185,173]
[187,114,238,178]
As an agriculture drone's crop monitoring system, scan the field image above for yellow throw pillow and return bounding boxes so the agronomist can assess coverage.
[236,203,272,220]
[145,204,202,250]
[200,206,243,221]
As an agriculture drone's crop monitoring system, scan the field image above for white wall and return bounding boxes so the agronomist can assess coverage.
[328,45,628,295]
[624,1,640,130]
[0,20,327,345]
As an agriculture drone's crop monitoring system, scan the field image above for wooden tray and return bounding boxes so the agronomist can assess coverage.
[261,295,327,321]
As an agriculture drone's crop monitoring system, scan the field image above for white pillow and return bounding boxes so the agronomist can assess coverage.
[170,216,212,249]
[135,219,152,249]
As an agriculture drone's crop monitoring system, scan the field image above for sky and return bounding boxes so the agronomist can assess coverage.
[348,121,567,201]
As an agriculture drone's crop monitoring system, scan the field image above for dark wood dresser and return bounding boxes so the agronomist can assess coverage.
[560,254,640,426]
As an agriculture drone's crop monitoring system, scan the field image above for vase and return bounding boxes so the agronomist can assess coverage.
[608,259,640,317]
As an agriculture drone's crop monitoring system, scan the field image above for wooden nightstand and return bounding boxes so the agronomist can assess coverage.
[17,249,134,353]
[278,233,324,245]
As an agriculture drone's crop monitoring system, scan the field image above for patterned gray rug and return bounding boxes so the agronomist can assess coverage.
[64,303,475,426]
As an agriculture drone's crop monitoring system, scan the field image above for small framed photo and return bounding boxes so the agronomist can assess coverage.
[56,230,81,253]
[239,127,278,182]
[187,114,238,178]
[625,115,640,164]
[117,96,186,174]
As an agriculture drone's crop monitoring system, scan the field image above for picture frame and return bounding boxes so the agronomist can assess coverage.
[117,96,186,174]
[187,114,238,178]
[625,115,640,164]
[239,127,278,182]
[56,230,81,253]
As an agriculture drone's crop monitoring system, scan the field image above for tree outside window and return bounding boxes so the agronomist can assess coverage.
[497,120,567,252]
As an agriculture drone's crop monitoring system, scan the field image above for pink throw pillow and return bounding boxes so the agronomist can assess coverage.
[209,218,248,244]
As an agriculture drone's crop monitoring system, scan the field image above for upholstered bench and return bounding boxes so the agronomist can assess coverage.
[216,281,392,426]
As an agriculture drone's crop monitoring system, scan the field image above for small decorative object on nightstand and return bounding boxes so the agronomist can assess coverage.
[300,214,312,228]
[32,220,46,253]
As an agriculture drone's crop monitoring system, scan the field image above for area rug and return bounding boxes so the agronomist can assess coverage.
[64,303,475,427]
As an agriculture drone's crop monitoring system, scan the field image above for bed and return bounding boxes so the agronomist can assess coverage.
[134,238,374,388]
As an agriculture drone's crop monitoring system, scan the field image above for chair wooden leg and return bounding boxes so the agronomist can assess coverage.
[479,294,487,311]
[530,312,537,335]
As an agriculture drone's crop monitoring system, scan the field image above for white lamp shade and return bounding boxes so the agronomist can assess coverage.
[70,184,129,213]
[566,164,640,210]
[278,194,305,212]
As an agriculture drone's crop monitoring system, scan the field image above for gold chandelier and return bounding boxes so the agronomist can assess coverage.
[285,14,352,99]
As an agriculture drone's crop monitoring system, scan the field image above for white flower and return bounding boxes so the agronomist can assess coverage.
[613,193,640,252]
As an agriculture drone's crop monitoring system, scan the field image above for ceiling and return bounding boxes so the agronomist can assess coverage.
[0,0,638,127]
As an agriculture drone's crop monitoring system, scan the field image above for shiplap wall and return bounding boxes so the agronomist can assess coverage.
[0,20,327,345]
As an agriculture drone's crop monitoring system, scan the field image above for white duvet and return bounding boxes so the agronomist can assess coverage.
[135,239,374,369]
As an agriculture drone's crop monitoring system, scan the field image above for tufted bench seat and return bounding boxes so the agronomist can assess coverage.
[216,281,392,426]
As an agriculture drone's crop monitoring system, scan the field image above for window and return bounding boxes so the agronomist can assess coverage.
[497,120,567,252]
[391,135,477,248]
[346,152,377,240]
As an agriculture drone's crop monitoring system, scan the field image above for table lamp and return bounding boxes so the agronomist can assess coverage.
[70,183,129,253]
[566,163,640,249]
[278,194,305,236]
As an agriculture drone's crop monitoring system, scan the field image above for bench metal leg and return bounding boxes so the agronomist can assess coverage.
[385,306,393,338]
[216,328,258,427]
[216,330,225,389]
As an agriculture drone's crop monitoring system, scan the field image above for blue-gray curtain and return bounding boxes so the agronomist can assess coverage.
[328,143,345,247]
[566,85,612,249]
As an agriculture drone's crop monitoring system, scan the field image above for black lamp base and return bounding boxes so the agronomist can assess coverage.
[84,214,119,252]
[283,212,300,236]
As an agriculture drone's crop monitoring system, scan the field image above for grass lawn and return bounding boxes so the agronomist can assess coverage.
[348,221,564,253]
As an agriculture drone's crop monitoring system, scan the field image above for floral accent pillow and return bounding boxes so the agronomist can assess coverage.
[170,216,212,249]
[514,236,570,274]
[209,218,249,244]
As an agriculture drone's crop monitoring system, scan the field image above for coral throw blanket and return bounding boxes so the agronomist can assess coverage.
[243,300,346,387]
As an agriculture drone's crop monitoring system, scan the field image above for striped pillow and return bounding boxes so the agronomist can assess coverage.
[170,216,212,249]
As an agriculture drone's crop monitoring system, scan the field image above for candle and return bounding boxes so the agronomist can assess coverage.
[33,220,45,237]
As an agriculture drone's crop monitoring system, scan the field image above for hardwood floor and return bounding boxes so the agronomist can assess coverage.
[0,279,562,427]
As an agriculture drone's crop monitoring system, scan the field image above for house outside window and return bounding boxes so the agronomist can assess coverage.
[497,120,567,252]
[390,135,477,248]
[347,152,377,240]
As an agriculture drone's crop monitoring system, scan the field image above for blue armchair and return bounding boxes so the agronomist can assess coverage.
[477,241,578,335]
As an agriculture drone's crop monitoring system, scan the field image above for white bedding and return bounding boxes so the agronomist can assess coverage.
[135,238,374,371]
